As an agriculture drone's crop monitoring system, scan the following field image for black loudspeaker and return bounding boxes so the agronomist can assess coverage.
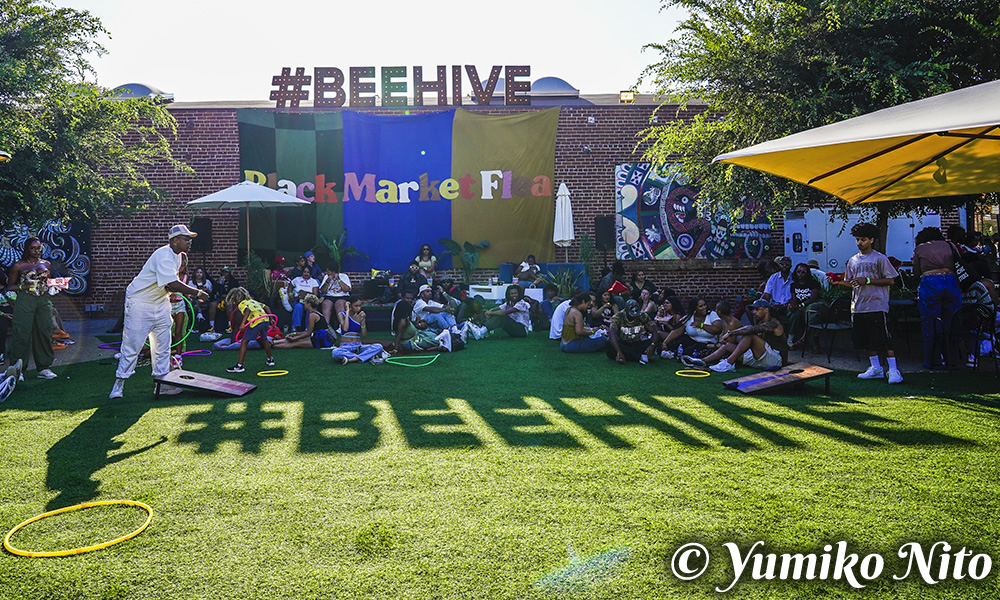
[363,279,387,300]
[594,216,615,251]
[190,217,213,252]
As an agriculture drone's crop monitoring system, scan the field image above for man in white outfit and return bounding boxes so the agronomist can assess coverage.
[110,225,209,399]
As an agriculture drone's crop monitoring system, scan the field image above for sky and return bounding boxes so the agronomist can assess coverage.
[60,0,686,103]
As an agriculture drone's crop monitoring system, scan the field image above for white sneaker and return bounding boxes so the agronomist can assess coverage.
[639,354,649,365]
[451,323,469,344]
[37,368,57,380]
[435,329,453,352]
[709,360,735,373]
[857,366,885,379]
[159,384,183,395]
[109,378,125,399]
[887,369,903,384]
[660,350,675,360]
[471,324,488,340]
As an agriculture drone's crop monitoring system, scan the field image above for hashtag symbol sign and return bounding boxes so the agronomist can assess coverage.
[270,67,311,108]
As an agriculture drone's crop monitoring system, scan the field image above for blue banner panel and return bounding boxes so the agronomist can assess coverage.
[341,110,455,271]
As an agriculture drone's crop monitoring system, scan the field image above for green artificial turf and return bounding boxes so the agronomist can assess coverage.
[1,332,999,599]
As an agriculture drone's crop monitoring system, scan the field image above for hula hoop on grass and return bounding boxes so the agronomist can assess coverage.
[144,295,196,349]
[385,354,440,368]
[180,349,212,357]
[3,500,153,558]
[257,370,289,377]
[97,342,121,350]
[675,369,710,378]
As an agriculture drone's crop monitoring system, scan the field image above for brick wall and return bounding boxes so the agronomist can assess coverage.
[70,103,885,317]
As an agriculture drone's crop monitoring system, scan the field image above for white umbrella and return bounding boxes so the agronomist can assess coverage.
[553,182,575,259]
[186,181,311,253]
[713,79,1000,204]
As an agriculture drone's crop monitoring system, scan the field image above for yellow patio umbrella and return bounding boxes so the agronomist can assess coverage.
[713,79,1000,204]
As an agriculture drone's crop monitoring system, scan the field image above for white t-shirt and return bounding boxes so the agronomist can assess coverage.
[549,299,571,339]
[126,246,181,304]
[413,298,445,321]
[517,261,539,280]
[685,311,722,344]
[291,277,319,297]
[320,272,351,297]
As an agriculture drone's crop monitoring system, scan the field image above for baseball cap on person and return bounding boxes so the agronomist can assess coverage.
[750,299,772,309]
[806,259,820,269]
[221,266,232,273]
[418,284,432,294]
[168,224,198,239]
[624,298,641,317]
[304,251,314,259]
[275,255,286,264]
[774,256,791,266]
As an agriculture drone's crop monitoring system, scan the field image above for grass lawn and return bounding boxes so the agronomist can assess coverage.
[1,332,999,599]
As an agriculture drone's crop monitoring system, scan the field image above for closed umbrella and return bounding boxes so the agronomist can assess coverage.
[186,181,311,253]
[714,79,1000,204]
[553,182,575,259]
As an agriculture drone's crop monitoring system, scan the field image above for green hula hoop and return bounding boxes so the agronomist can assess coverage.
[385,354,441,368]
[144,294,196,349]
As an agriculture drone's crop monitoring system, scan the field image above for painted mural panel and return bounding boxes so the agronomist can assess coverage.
[614,164,771,261]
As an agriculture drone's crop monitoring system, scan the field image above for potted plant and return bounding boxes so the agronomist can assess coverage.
[439,238,490,284]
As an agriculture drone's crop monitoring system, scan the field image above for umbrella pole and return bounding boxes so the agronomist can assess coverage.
[246,207,250,258]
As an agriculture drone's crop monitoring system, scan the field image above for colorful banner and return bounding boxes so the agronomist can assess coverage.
[615,164,771,261]
[236,108,559,271]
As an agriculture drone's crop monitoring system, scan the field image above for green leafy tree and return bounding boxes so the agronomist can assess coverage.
[640,0,1000,231]
[0,0,190,224]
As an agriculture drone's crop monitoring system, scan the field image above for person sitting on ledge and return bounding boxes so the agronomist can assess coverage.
[697,299,787,373]
[399,260,428,298]
[515,255,544,287]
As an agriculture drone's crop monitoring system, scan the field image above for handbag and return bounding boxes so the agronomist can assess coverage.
[949,242,976,292]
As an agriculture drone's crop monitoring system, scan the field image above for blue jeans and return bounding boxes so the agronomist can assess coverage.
[918,273,962,366]
[561,337,607,353]
[423,312,457,331]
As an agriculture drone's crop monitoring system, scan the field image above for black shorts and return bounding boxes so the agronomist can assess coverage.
[852,311,892,352]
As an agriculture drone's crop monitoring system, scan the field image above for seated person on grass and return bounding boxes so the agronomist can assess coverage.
[331,297,385,364]
[540,283,562,323]
[413,284,457,332]
[638,288,659,318]
[698,299,786,373]
[548,296,573,340]
[606,299,658,365]
[660,297,724,359]
[391,300,450,353]
[561,292,606,353]
[271,294,335,349]
[589,289,618,328]
[319,262,351,330]
[226,292,276,373]
[484,284,532,337]
[714,300,742,339]
[654,295,684,357]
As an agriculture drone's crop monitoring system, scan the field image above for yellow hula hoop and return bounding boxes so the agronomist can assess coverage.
[257,370,289,377]
[3,500,152,558]
[675,369,711,378]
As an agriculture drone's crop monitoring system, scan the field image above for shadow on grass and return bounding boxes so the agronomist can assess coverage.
[23,336,989,512]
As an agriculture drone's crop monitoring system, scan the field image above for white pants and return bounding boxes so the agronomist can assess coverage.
[116,296,172,379]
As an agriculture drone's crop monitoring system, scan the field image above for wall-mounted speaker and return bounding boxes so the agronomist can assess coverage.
[594,216,615,251]
[190,217,213,252]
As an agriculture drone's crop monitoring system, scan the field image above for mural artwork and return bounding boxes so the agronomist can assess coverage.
[614,164,771,261]
[0,221,91,294]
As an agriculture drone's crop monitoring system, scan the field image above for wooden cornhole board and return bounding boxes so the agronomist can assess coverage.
[723,362,833,395]
[154,369,256,400]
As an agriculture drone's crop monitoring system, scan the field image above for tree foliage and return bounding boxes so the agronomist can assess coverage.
[639,0,1000,220]
[0,0,191,225]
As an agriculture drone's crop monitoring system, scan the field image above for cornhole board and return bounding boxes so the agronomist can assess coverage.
[153,369,256,400]
[723,362,832,394]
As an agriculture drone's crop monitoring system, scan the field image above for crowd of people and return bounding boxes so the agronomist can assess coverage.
[2,223,992,401]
